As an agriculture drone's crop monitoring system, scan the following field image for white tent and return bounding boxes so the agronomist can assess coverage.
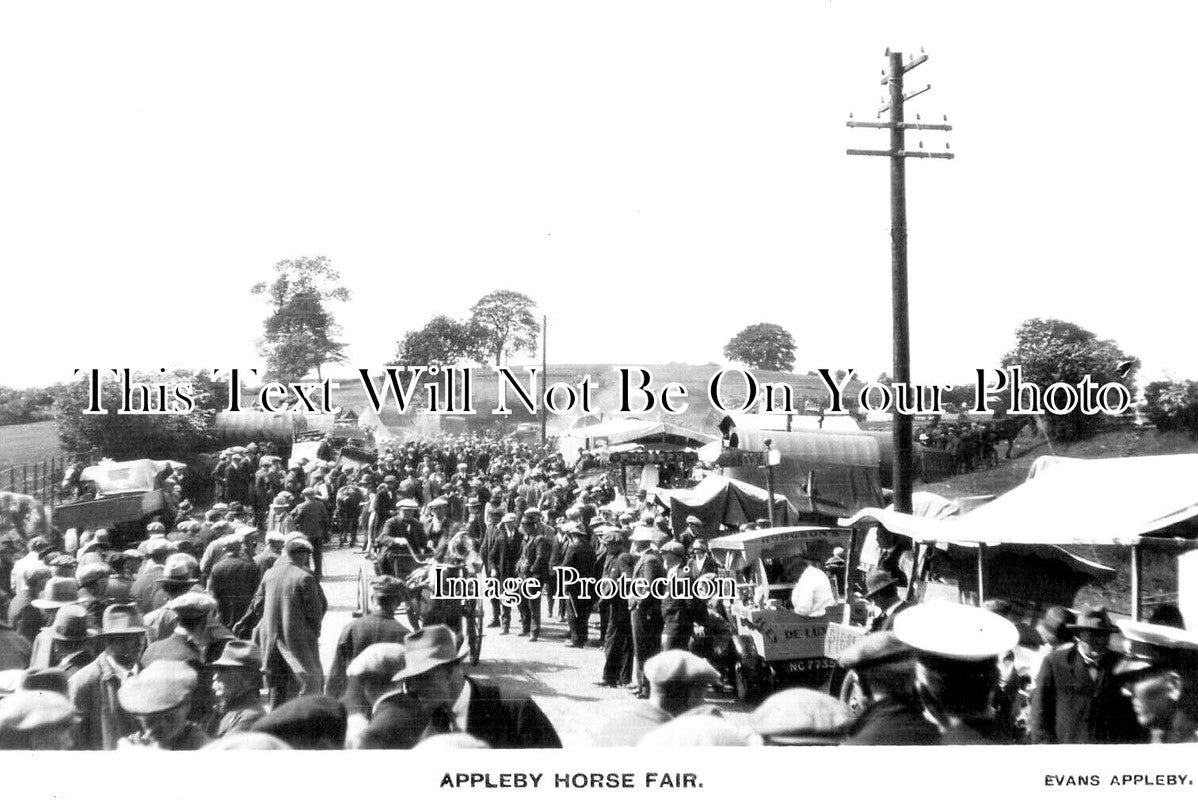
[557,418,715,463]
[841,453,1198,547]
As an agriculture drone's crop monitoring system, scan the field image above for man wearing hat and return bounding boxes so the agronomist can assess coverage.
[0,689,79,750]
[592,650,720,746]
[291,487,331,580]
[0,615,33,670]
[1029,605,1144,744]
[74,561,112,629]
[1027,605,1075,692]
[659,541,700,652]
[30,604,96,676]
[386,624,561,748]
[256,526,286,577]
[515,510,553,640]
[251,694,347,749]
[211,639,267,737]
[8,564,51,643]
[67,603,148,749]
[243,537,327,708]
[836,631,939,746]
[143,555,201,642]
[377,498,425,562]
[9,536,54,597]
[825,547,847,596]
[629,526,666,699]
[894,602,1022,744]
[423,496,457,555]
[560,523,597,648]
[1114,620,1198,743]
[131,537,173,614]
[207,533,262,628]
[863,566,912,632]
[481,512,522,634]
[678,516,702,552]
[117,660,210,750]
[750,688,850,746]
[333,478,364,548]
[597,531,635,688]
[367,476,397,553]
[325,575,408,698]
[141,591,232,727]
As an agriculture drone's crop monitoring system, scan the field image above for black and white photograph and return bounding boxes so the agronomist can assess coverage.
[0,1,1195,795]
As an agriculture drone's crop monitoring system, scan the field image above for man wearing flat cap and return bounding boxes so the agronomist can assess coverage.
[1114,620,1198,743]
[291,488,331,580]
[141,591,232,727]
[377,498,424,562]
[592,650,720,746]
[597,531,634,688]
[0,689,79,750]
[515,510,553,640]
[382,624,561,748]
[68,604,148,749]
[750,688,850,745]
[1029,605,1144,744]
[241,537,327,708]
[207,532,261,628]
[481,511,522,634]
[117,660,211,750]
[628,526,666,699]
[211,639,267,737]
[837,631,939,746]
[252,693,347,749]
[560,523,597,648]
[325,575,408,698]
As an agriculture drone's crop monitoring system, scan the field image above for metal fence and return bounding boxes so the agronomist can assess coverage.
[0,452,97,510]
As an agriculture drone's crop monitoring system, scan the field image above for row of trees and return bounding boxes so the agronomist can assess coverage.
[252,256,543,381]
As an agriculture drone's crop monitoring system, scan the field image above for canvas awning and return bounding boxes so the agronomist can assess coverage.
[841,453,1198,547]
[653,475,800,535]
[80,459,183,497]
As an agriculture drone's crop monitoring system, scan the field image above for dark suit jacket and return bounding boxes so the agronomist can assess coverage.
[843,698,940,746]
[868,599,914,632]
[630,551,665,610]
[461,678,562,748]
[208,554,262,628]
[560,539,597,598]
[520,531,554,581]
[291,499,331,543]
[1029,644,1145,744]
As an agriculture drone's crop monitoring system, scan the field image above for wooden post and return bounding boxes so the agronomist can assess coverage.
[1130,543,1142,621]
[22,465,28,494]
[764,439,776,527]
[976,544,986,605]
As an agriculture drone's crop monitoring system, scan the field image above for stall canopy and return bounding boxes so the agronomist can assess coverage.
[719,428,884,518]
[654,475,799,536]
[557,418,715,463]
[841,453,1198,547]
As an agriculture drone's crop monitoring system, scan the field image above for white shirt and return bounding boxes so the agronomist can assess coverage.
[790,565,835,617]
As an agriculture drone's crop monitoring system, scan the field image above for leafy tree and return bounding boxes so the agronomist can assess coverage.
[0,385,56,426]
[394,316,484,367]
[1001,318,1135,441]
[723,323,797,372]
[1142,379,1198,437]
[251,256,350,381]
[468,290,540,366]
[52,370,225,459]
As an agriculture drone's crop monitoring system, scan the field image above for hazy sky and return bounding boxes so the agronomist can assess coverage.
[2,2,1193,390]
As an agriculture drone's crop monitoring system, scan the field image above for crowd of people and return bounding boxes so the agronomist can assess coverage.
[0,431,1195,749]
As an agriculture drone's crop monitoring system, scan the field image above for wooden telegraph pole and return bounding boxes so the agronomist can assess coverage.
[847,48,952,515]
[540,314,548,448]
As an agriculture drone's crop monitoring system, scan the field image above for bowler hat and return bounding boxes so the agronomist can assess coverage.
[118,661,197,715]
[392,625,464,681]
[100,604,148,637]
[50,605,97,642]
[1069,606,1119,633]
[32,577,80,610]
[212,640,263,672]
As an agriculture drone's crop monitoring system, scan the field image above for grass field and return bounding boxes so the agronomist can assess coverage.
[0,420,64,469]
